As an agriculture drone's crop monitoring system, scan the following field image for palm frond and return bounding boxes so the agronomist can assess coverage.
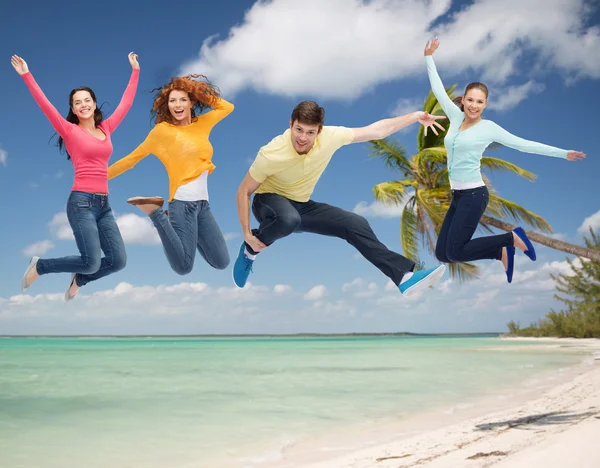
[481,157,537,182]
[486,194,553,233]
[447,262,481,282]
[373,180,417,205]
[400,199,419,263]
[368,138,412,175]
[418,87,455,150]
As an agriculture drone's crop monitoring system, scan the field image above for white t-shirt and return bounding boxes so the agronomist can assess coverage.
[174,170,209,201]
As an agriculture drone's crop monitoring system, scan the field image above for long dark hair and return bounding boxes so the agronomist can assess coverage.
[58,87,104,160]
[452,82,489,111]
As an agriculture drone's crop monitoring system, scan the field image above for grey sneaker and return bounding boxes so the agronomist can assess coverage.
[64,273,77,302]
[21,256,40,291]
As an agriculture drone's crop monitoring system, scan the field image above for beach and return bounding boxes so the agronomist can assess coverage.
[1,336,598,468]
[294,338,600,468]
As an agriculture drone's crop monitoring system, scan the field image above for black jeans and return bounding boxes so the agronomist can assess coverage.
[246,193,415,285]
[435,186,513,263]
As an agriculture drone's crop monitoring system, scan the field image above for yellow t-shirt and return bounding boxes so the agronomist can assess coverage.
[249,126,355,202]
[108,98,234,202]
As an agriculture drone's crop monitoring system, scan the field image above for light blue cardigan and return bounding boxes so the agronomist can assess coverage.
[425,55,568,188]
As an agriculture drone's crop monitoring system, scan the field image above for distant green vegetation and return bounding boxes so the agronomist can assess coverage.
[506,229,600,338]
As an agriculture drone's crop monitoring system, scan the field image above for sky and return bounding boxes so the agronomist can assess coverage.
[0,0,598,335]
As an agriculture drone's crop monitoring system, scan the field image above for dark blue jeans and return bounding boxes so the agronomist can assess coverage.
[149,200,230,275]
[36,192,127,287]
[435,186,513,263]
[247,193,415,285]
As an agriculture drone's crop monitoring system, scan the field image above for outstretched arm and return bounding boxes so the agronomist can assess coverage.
[424,39,463,122]
[102,52,140,133]
[108,141,151,180]
[11,55,71,138]
[491,123,585,161]
[350,111,446,143]
[236,173,267,253]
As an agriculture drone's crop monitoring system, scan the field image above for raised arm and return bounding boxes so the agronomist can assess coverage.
[11,55,71,138]
[424,39,463,122]
[350,112,446,143]
[102,52,140,133]
[490,123,585,161]
[198,97,235,129]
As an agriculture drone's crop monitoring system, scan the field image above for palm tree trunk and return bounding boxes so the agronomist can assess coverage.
[481,215,600,262]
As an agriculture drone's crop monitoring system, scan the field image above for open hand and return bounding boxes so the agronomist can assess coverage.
[128,52,140,70]
[10,55,29,75]
[424,38,440,56]
[566,151,586,161]
[418,111,447,137]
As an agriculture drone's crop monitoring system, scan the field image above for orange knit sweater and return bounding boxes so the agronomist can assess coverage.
[108,98,234,201]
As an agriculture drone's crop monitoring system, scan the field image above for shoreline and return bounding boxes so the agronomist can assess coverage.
[272,337,600,468]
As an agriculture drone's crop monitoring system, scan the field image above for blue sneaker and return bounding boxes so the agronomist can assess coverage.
[505,245,515,283]
[513,227,536,261]
[233,243,254,289]
[398,264,446,297]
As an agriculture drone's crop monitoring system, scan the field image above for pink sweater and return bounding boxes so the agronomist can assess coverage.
[22,69,139,193]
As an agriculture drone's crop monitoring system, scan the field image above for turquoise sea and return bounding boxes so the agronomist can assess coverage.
[0,336,589,467]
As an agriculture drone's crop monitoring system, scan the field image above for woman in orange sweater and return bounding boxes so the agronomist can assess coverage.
[108,75,233,275]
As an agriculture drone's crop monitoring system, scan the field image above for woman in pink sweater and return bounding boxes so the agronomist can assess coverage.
[12,53,140,301]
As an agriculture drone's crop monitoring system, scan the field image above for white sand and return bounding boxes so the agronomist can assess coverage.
[289,338,600,468]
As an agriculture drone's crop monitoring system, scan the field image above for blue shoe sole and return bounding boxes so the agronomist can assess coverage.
[513,227,536,261]
[506,246,515,283]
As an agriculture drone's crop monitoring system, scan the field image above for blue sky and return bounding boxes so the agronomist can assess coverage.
[0,0,598,335]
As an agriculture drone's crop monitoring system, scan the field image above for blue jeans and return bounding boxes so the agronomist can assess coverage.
[247,193,415,285]
[149,200,230,275]
[435,186,513,263]
[36,192,127,287]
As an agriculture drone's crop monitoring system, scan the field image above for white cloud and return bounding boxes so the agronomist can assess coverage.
[0,145,7,167]
[578,210,600,235]
[23,240,55,257]
[180,0,600,101]
[224,232,241,241]
[49,212,73,240]
[273,284,293,294]
[304,285,329,300]
[486,81,545,111]
[0,252,582,335]
[353,200,407,218]
[390,98,424,117]
[115,213,161,245]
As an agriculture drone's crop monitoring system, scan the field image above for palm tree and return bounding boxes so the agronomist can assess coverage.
[370,86,600,281]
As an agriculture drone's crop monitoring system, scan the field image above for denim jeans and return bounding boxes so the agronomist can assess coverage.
[435,185,513,263]
[247,193,415,285]
[36,192,127,287]
[149,200,230,275]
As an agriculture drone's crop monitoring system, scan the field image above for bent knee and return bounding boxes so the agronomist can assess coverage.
[81,256,102,275]
[210,255,230,270]
[172,263,193,276]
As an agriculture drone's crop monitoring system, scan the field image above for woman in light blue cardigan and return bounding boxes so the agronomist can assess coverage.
[424,38,585,282]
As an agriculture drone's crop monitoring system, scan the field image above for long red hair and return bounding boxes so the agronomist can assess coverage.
[151,75,221,124]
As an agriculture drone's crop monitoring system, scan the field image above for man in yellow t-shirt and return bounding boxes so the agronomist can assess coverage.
[233,101,447,297]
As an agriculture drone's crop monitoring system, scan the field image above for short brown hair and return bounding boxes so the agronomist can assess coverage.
[291,101,325,128]
[453,82,489,111]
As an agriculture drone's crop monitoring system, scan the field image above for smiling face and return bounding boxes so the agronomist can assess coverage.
[462,89,487,120]
[289,120,321,154]
[168,89,193,125]
[71,90,97,122]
